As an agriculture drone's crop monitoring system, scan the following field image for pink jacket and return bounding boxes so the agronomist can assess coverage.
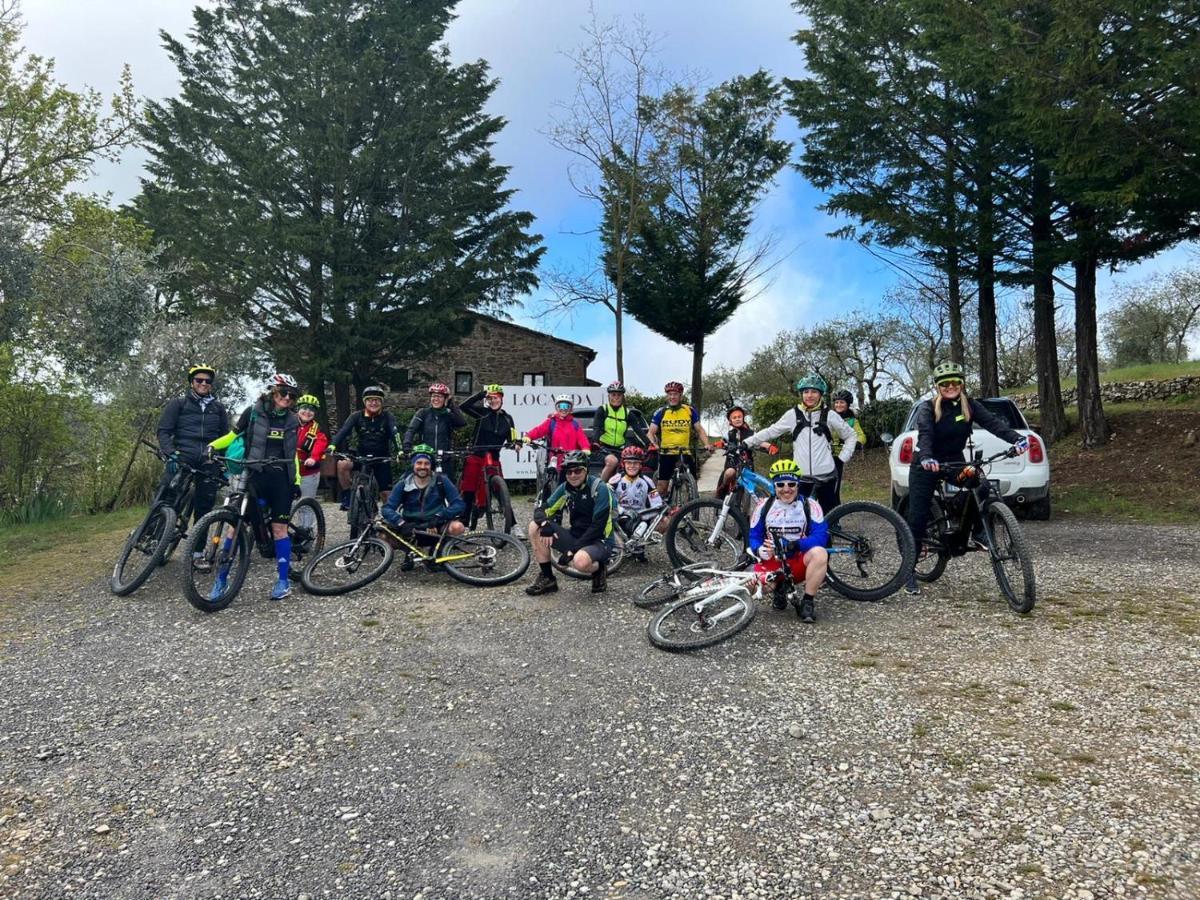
[526,414,590,466]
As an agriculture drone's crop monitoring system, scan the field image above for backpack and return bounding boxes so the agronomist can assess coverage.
[223,408,258,475]
[791,405,832,442]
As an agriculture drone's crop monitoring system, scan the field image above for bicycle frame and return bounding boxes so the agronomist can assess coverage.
[926,449,1011,556]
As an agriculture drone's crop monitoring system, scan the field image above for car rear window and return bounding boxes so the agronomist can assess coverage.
[903,398,1026,430]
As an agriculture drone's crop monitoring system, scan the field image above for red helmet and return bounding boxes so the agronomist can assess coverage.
[620,445,645,461]
[664,381,684,393]
[428,382,450,396]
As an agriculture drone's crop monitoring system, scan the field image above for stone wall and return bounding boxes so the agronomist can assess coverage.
[1010,376,1200,409]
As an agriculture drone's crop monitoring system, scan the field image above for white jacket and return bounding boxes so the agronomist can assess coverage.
[746,405,857,480]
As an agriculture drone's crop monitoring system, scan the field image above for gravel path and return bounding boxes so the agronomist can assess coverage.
[1,513,1197,899]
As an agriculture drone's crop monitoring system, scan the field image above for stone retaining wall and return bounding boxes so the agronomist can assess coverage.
[1010,375,1200,409]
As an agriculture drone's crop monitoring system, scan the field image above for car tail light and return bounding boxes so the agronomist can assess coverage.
[1027,434,1044,463]
[899,436,914,465]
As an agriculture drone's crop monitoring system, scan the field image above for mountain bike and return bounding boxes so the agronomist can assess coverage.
[180,458,326,612]
[912,448,1037,614]
[665,443,915,602]
[461,444,518,533]
[334,452,394,539]
[656,448,698,507]
[111,440,226,596]
[301,517,529,595]
[548,497,681,581]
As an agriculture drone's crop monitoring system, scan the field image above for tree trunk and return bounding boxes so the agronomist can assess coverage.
[105,411,158,511]
[614,288,625,385]
[1072,216,1110,448]
[947,259,964,366]
[690,333,705,412]
[1030,161,1068,444]
[974,116,1000,397]
[334,380,352,430]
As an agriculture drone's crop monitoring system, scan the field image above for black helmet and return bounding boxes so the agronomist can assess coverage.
[362,385,386,400]
[832,390,853,405]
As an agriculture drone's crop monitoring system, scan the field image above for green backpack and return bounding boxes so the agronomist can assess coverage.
[222,409,257,475]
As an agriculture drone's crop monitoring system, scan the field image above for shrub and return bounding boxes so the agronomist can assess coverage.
[858,398,914,448]
[750,394,795,431]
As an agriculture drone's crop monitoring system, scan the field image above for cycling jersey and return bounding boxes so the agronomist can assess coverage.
[593,403,648,449]
[539,474,613,542]
[230,398,300,483]
[607,473,662,513]
[651,404,699,452]
[912,398,1023,464]
[460,390,516,452]
[748,494,828,560]
[526,414,590,467]
[333,409,400,457]
[404,404,468,453]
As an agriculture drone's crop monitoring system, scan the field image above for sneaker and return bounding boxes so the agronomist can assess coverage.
[525,573,559,596]
[208,574,228,602]
[591,563,607,594]
[903,572,920,595]
[399,554,415,572]
[191,552,212,573]
[796,595,815,624]
[772,582,790,611]
[270,578,291,601]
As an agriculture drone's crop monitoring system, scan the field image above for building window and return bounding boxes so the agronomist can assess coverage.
[454,371,473,395]
[522,372,545,387]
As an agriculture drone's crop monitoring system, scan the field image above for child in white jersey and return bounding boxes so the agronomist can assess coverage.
[607,446,667,558]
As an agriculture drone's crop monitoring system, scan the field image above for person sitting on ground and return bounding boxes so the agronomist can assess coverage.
[592,381,650,481]
[459,383,517,525]
[295,394,329,500]
[525,450,615,596]
[607,446,665,559]
[382,444,467,561]
[330,385,401,510]
[747,459,830,624]
[403,382,468,481]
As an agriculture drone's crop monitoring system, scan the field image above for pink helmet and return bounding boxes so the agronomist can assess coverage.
[664,381,684,394]
[428,382,450,396]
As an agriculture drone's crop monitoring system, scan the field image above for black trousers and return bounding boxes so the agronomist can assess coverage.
[810,476,839,514]
[904,464,939,548]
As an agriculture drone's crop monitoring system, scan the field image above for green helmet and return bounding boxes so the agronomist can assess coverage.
[932,361,965,384]
[795,374,828,394]
[296,393,321,409]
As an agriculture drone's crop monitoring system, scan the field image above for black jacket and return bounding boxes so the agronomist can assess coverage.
[157,392,230,460]
[913,397,1023,465]
[332,410,401,457]
[403,403,467,452]
[461,391,516,452]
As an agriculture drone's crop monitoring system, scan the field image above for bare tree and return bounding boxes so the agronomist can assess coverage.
[543,4,664,383]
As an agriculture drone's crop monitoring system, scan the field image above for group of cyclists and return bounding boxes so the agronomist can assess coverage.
[158,359,1031,619]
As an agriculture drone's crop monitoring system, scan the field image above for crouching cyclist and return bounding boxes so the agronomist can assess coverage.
[525,451,615,596]
[383,444,466,569]
[608,445,665,560]
[748,459,829,624]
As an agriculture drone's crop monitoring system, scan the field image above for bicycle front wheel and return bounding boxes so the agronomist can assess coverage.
[632,573,683,609]
[488,475,517,534]
[441,531,530,586]
[111,503,176,596]
[301,537,394,596]
[647,589,756,652]
[987,503,1036,614]
[289,497,326,561]
[824,501,915,601]
[664,499,748,570]
[182,508,252,612]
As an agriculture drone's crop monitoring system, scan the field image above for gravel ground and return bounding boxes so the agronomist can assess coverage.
[0,511,1197,899]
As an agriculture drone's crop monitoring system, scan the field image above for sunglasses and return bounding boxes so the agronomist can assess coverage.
[937,379,964,388]
[276,390,298,400]
[556,403,572,411]
[192,377,212,385]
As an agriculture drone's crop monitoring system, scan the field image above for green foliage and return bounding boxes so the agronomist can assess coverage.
[751,394,796,433]
[138,0,543,400]
[624,391,668,423]
[1103,270,1200,368]
[858,398,913,448]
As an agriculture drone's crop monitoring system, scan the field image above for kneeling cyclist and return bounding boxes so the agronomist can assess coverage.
[608,446,665,560]
[526,451,615,595]
[748,459,829,624]
[383,445,466,568]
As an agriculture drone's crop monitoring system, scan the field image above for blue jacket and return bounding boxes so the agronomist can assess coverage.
[383,472,465,526]
[748,494,829,559]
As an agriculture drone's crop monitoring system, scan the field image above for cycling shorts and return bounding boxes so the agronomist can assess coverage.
[358,459,393,492]
[656,452,696,482]
[754,554,807,584]
[252,468,293,524]
[542,523,613,565]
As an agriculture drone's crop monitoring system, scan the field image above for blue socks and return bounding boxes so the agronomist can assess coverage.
[275,536,292,581]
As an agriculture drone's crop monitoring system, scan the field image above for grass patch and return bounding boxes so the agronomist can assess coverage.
[913,722,930,739]
[1030,771,1061,785]
[970,781,994,793]
[1067,752,1098,765]
[1013,360,1200,394]
[1016,862,1044,875]
[1049,700,1078,712]
[1054,487,1196,526]
[848,658,878,669]
[360,618,380,627]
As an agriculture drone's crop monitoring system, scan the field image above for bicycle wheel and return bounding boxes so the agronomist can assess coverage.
[647,589,757,652]
[440,531,530,587]
[673,463,698,506]
[158,483,194,566]
[986,503,1036,614]
[348,483,375,540]
[301,537,394,596]
[633,574,683,609]
[111,503,177,596]
[182,508,252,612]
[289,497,326,560]
[664,499,748,569]
[914,498,950,583]
[488,475,517,534]
[824,501,916,602]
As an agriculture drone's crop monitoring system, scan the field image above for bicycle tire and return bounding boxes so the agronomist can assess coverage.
[301,537,394,596]
[986,503,1036,614]
[647,589,757,652]
[110,503,176,596]
[824,500,916,602]
[914,498,950,583]
[440,531,530,586]
[158,483,194,566]
[632,574,683,609]
[664,498,748,570]
[348,483,375,540]
[488,475,517,534]
[289,497,326,560]
[181,508,252,612]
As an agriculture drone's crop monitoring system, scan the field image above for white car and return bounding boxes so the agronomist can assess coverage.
[887,397,1051,520]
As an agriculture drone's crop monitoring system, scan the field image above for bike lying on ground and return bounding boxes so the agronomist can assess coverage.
[111,440,225,596]
[910,447,1037,614]
[548,497,680,581]
[181,458,326,612]
[664,439,915,602]
[301,517,529,595]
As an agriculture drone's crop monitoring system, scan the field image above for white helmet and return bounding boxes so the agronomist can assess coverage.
[267,373,299,392]
[553,394,574,408]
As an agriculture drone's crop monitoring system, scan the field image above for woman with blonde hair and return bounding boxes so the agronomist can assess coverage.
[902,362,1029,594]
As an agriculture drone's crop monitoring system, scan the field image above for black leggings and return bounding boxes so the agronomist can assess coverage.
[904,465,939,548]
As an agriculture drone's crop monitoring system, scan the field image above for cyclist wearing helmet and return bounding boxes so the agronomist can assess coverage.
[830,390,867,456]
[902,362,1029,595]
[459,383,518,518]
[745,374,857,512]
[295,394,329,500]
[207,374,302,600]
[524,393,591,483]
[332,385,402,509]
[715,404,765,500]
[608,446,666,549]
[403,382,467,480]
[592,381,650,480]
[647,381,710,496]
[156,364,230,528]
[748,459,830,624]
[526,450,615,595]
[382,444,466,546]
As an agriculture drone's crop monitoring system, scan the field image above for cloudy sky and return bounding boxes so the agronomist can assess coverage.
[20,0,1196,392]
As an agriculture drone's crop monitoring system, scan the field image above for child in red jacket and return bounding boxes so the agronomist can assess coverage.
[296,394,330,498]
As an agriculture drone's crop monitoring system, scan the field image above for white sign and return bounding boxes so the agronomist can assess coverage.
[497,385,605,479]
